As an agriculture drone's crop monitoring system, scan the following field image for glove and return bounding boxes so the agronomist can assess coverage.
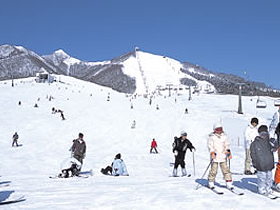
[211,152,216,159]
[226,149,232,159]
[191,147,196,152]
[174,150,178,156]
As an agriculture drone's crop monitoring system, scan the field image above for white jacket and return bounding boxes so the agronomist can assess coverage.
[208,132,230,163]
[244,124,258,149]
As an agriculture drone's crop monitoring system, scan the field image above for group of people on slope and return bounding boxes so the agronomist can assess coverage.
[59,133,129,178]
[57,112,280,197]
[171,115,280,196]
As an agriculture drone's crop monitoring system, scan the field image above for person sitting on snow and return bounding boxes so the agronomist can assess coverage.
[101,153,129,176]
[58,157,82,178]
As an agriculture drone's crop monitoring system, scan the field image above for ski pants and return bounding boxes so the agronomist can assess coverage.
[208,161,232,182]
[245,148,252,172]
[73,155,83,168]
[174,156,185,169]
[257,170,273,195]
[150,147,158,153]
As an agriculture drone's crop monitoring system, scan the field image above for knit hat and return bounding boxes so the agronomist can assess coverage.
[115,153,121,159]
[258,125,268,133]
[251,117,259,125]
[213,122,222,130]
[181,131,187,136]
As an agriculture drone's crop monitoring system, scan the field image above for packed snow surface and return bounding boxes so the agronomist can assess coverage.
[0,76,279,209]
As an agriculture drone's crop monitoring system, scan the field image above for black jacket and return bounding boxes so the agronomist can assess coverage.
[172,137,195,159]
[250,134,278,172]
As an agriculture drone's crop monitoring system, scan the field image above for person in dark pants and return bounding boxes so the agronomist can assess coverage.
[71,133,86,170]
[12,132,19,147]
[172,131,195,177]
[150,138,158,153]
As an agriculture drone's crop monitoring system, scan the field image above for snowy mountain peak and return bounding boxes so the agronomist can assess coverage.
[53,49,70,59]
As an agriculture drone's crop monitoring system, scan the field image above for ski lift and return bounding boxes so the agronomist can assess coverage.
[256,97,267,109]
[274,99,280,107]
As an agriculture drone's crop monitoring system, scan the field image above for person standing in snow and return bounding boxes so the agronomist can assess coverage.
[273,122,280,190]
[172,131,195,177]
[207,123,233,189]
[12,132,19,147]
[244,117,259,175]
[250,125,278,195]
[101,153,129,176]
[71,133,86,168]
[150,138,158,154]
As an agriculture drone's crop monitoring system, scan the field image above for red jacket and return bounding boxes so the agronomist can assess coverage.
[151,140,157,148]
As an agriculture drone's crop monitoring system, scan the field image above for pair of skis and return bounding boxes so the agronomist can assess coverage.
[204,185,244,196]
[0,196,26,205]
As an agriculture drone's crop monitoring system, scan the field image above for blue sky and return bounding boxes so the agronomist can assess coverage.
[1,0,279,88]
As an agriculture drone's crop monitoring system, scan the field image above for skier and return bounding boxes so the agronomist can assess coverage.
[101,153,129,176]
[58,157,81,178]
[172,131,195,177]
[250,125,278,195]
[71,133,86,169]
[131,120,136,129]
[12,132,19,147]
[150,138,158,154]
[244,117,259,175]
[207,123,233,190]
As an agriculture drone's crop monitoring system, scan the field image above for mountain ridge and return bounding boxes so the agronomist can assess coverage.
[0,44,279,96]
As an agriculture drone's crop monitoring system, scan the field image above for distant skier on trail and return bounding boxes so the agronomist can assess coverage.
[150,138,158,154]
[244,117,259,175]
[12,132,19,147]
[172,131,195,177]
[250,125,278,196]
[100,153,129,176]
[70,133,86,170]
[207,123,233,190]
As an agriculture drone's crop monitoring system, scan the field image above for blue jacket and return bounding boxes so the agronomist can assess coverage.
[112,159,128,176]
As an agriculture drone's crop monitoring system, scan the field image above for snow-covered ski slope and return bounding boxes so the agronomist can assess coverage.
[0,76,279,209]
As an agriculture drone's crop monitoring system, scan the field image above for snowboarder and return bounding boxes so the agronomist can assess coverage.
[12,132,19,147]
[250,125,278,195]
[101,153,129,176]
[244,117,259,175]
[71,133,86,168]
[58,157,81,178]
[172,131,195,177]
[150,138,158,154]
[207,123,233,189]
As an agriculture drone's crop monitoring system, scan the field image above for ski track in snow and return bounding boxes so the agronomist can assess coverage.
[0,76,279,209]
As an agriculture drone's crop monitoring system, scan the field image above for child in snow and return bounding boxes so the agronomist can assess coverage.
[150,138,158,154]
[207,123,233,189]
[244,117,259,175]
[58,158,81,178]
[250,125,278,195]
[172,131,195,177]
[101,153,129,176]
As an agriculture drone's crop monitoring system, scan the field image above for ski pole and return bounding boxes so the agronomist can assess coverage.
[192,151,196,177]
[195,159,213,190]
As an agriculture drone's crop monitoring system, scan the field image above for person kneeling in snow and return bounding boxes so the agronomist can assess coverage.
[59,158,82,178]
[101,153,129,176]
[208,123,233,190]
[250,125,278,195]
